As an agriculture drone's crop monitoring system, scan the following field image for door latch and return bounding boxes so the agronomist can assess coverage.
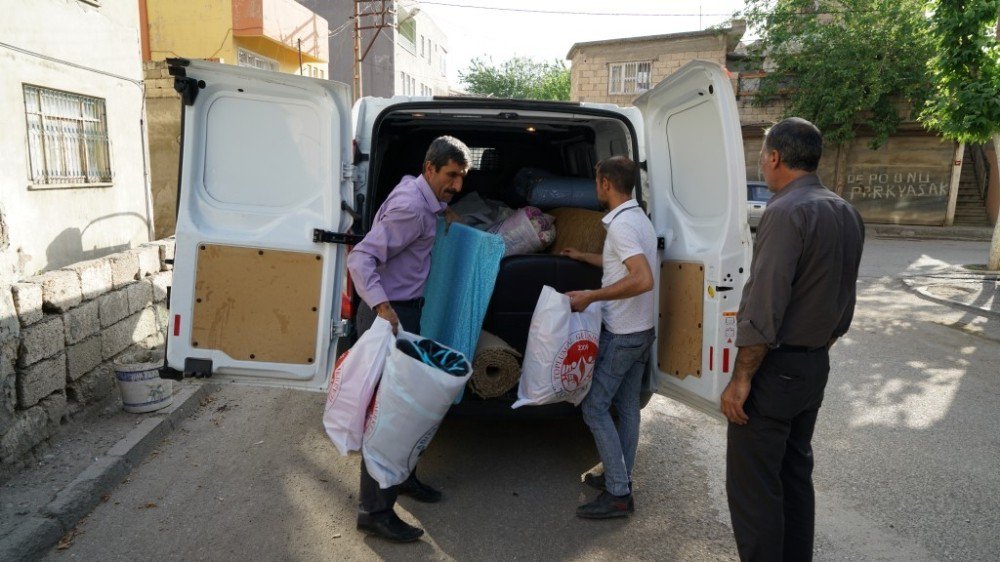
[313,229,364,245]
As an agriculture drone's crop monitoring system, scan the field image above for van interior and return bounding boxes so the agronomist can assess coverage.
[360,106,647,408]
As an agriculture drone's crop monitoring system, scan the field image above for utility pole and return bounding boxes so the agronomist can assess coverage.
[352,0,393,102]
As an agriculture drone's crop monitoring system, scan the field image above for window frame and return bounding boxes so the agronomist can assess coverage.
[23,84,113,189]
[607,61,652,95]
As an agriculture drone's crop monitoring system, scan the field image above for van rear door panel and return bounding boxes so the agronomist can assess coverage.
[167,60,353,391]
[634,61,751,418]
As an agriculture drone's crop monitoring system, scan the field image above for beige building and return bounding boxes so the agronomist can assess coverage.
[567,26,996,228]
[566,24,745,105]
[0,0,153,282]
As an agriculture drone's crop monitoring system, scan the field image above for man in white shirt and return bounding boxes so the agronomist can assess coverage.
[562,155,658,519]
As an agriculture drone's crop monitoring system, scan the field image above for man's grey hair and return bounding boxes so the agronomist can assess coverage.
[425,135,472,171]
[763,117,823,172]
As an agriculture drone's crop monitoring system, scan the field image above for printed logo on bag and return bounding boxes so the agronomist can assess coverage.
[407,424,440,468]
[554,331,598,392]
[363,394,380,438]
[325,350,350,406]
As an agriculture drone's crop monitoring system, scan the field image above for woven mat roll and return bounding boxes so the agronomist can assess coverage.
[547,207,607,255]
[470,331,522,398]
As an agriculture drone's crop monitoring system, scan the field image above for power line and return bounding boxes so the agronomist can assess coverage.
[415,1,732,17]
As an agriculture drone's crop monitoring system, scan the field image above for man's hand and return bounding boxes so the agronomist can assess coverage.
[443,207,462,233]
[561,247,584,261]
[565,290,594,312]
[720,374,751,425]
[374,302,400,334]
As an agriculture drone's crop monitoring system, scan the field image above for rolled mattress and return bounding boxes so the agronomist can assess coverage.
[470,331,522,398]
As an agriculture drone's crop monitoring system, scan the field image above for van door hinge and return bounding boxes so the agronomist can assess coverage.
[313,229,364,245]
[341,163,354,182]
[333,319,351,338]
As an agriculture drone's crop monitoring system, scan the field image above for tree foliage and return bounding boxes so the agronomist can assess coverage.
[459,57,571,100]
[743,0,934,148]
[919,0,1000,144]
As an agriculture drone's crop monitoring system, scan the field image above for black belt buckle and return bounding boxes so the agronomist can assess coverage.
[774,344,824,353]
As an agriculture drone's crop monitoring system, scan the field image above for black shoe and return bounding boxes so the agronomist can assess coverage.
[576,491,634,519]
[398,476,442,503]
[357,510,424,542]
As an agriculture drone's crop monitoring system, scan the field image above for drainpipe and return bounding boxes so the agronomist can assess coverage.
[944,141,965,226]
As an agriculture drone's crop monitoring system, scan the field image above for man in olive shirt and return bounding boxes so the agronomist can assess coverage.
[721,118,865,562]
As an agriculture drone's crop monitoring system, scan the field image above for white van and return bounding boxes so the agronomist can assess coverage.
[163,58,751,419]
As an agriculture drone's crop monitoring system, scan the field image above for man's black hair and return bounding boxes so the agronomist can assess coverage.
[425,135,472,171]
[763,117,823,172]
[595,156,637,195]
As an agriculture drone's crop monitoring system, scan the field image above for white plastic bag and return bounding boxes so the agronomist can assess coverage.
[513,285,601,408]
[323,317,394,456]
[362,332,472,489]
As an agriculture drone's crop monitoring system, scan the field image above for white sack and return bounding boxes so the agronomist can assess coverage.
[362,332,472,489]
[323,317,394,456]
[513,285,601,408]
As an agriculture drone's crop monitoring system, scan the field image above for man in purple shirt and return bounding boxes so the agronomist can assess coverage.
[347,135,470,543]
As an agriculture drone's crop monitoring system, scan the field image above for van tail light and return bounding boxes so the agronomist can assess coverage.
[173,314,181,337]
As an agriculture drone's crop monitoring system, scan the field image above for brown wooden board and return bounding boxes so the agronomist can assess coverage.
[191,244,323,364]
[657,260,704,379]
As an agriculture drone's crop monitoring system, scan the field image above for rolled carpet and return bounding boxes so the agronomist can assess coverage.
[470,331,522,398]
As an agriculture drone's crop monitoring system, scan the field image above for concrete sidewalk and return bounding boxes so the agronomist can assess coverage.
[0,381,214,561]
[869,223,996,242]
[866,224,1000,320]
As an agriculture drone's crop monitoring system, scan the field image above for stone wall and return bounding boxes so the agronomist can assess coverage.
[145,60,182,240]
[0,239,175,480]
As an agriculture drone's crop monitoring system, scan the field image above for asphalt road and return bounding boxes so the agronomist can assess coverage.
[43,238,1000,561]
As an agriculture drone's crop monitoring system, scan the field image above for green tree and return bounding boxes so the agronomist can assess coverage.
[742,0,934,148]
[918,1,1000,268]
[459,57,571,100]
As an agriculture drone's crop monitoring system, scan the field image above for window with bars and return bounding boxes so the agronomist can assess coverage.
[608,61,652,95]
[23,85,112,186]
[237,48,278,72]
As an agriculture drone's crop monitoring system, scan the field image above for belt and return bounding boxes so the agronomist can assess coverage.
[390,297,425,309]
[771,344,825,353]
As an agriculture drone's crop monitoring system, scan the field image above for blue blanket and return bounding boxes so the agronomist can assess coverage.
[420,220,505,402]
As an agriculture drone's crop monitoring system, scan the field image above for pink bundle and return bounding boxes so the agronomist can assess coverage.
[491,206,557,256]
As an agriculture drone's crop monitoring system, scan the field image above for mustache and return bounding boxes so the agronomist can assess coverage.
[444,188,460,195]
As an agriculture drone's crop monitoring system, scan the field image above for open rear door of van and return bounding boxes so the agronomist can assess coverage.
[166,59,356,391]
[634,61,751,419]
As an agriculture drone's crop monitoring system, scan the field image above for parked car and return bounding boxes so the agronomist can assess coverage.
[747,181,772,229]
[163,58,750,419]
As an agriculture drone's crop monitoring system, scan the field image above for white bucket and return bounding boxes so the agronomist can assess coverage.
[114,352,173,414]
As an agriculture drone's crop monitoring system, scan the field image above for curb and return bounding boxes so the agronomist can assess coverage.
[900,278,1000,320]
[0,381,216,561]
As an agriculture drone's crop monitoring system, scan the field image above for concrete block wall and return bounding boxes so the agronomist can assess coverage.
[145,61,182,240]
[569,33,729,105]
[0,239,175,479]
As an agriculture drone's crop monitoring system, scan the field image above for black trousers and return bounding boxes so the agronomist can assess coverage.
[726,348,830,562]
[355,300,423,516]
